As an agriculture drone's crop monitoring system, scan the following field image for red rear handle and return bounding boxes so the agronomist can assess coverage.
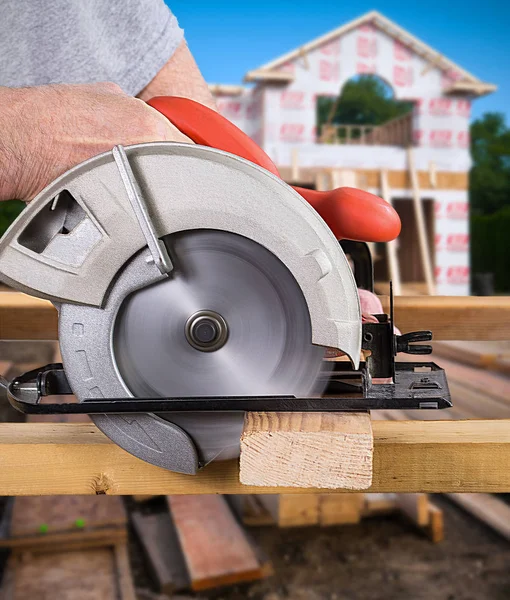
[147,96,401,242]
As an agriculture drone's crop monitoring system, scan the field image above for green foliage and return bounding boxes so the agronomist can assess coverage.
[471,206,510,292]
[470,112,510,292]
[470,112,510,216]
[0,200,24,237]
[317,75,413,129]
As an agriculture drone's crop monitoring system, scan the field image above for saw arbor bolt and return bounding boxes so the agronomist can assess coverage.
[185,310,229,352]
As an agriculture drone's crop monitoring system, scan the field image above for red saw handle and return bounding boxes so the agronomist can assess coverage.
[147,96,401,242]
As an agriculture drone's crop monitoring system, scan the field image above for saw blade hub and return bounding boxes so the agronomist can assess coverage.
[185,310,229,352]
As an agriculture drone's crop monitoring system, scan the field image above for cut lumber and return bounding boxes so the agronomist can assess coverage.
[3,292,510,341]
[167,495,268,591]
[426,502,444,543]
[380,169,402,295]
[0,545,135,600]
[256,494,320,527]
[446,493,510,542]
[240,412,373,489]
[131,511,189,594]
[380,296,510,341]
[407,147,435,295]
[319,493,364,526]
[8,495,126,538]
[2,420,510,495]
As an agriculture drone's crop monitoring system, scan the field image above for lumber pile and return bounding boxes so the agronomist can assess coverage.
[236,493,443,542]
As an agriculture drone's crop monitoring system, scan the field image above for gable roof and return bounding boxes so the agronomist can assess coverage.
[244,10,496,96]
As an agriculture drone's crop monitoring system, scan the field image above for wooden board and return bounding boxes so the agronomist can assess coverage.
[256,494,320,527]
[240,412,373,489]
[1,420,510,494]
[0,545,135,600]
[131,511,189,594]
[380,296,510,341]
[167,495,267,591]
[9,495,126,537]
[319,494,364,526]
[4,292,510,341]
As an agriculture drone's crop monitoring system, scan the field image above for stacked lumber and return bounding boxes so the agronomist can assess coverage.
[238,493,443,542]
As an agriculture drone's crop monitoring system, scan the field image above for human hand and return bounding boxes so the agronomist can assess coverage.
[0,82,191,201]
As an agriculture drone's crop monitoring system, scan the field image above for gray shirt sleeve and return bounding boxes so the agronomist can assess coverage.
[0,0,184,95]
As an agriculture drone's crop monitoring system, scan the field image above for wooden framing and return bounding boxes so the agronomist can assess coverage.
[277,168,468,190]
[0,420,510,495]
[380,170,402,295]
[3,292,509,341]
[408,147,435,295]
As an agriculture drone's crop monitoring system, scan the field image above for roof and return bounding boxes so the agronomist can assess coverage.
[244,10,496,96]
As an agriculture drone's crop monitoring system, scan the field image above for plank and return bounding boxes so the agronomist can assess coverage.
[426,502,444,543]
[131,511,189,594]
[1,546,134,600]
[256,494,320,527]
[446,493,510,542]
[1,420,510,495]
[0,292,57,340]
[408,147,435,294]
[3,292,510,341]
[380,296,510,340]
[167,495,267,591]
[319,494,364,526]
[9,495,126,537]
[240,412,373,489]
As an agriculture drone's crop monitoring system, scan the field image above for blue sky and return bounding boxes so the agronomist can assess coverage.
[169,0,509,123]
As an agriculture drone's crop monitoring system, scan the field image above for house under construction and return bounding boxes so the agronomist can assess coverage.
[210,10,496,296]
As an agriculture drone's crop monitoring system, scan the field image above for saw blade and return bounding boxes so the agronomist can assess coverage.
[111,229,326,465]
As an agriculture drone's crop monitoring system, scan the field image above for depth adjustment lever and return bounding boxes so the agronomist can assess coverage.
[396,331,433,355]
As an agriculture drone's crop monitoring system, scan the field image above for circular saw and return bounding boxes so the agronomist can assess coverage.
[0,98,451,474]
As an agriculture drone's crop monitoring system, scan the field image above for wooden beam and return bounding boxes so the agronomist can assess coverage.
[408,147,435,295]
[380,295,510,341]
[3,292,510,341]
[380,170,402,295]
[1,420,510,495]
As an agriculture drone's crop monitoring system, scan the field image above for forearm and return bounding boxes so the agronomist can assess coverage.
[138,40,216,110]
[0,87,30,201]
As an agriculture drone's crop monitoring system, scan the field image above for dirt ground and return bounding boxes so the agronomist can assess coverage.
[130,496,510,600]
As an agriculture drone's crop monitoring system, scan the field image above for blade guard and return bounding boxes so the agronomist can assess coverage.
[148,96,401,243]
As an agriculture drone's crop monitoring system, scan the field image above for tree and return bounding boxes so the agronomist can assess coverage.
[0,200,24,237]
[470,112,510,216]
[317,75,413,129]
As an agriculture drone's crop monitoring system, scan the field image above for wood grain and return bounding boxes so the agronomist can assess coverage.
[380,295,510,340]
[3,292,510,341]
[167,495,265,591]
[1,420,510,495]
[240,412,373,489]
